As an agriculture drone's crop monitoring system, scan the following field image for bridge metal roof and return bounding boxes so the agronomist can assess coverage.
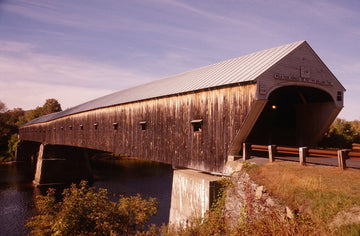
[25,40,305,125]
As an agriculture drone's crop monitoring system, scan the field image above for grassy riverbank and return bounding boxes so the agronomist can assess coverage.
[247,162,360,235]
[163,162,360,235]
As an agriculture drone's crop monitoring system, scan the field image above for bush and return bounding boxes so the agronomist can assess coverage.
[26,181,158,235]
[318,118,360,148]
[7,133,19,159]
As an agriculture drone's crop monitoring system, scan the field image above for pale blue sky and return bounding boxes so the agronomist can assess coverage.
[0,0,359,120]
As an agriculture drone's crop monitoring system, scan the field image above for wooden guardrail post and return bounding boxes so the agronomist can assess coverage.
[268,145,277,163]
[299,147,308,166]
[242,143,251,161]
[337,150,348,170]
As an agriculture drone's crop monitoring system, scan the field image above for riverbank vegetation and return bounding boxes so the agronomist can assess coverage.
[26,162,360,235]
[247,162,360,235]
[318,118,360,148]
[0,99,61,162]
[26,181,158,235]
[158,162,360,235]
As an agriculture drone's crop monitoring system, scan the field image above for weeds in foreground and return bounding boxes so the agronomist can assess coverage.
[248,162,360,235]
[162,163,360,235]
[26,181,158,236]
[26,163,360,235]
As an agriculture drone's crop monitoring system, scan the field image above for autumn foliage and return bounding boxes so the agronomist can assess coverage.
[26,181,158,235]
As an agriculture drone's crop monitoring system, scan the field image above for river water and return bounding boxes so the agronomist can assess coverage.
[0,159,173,236]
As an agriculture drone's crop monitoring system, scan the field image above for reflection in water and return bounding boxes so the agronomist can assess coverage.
[0,159,173,235]
[0,163,36,236]
[91,159,173,226]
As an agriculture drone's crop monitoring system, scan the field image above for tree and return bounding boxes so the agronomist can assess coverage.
[7,133,19,158]
[0,107,24,153]
[24,106,43,122]
[0,101,6,113]
[20,98,62,124]
[7,108,25,126]
[0,99,62,161]
[41,98,62,115]
[26,181,158,235]
[318,118,360,148]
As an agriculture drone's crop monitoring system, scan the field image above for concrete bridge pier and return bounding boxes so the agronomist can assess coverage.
[169,169,222,227]
[32,144,93,186]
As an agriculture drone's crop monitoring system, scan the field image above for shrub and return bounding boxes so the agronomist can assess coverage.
[7,133,19,159]
[26,181,158,235]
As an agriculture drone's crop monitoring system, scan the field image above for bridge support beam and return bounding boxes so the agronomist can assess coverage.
[33,144,93,186]
[169,169,221,228]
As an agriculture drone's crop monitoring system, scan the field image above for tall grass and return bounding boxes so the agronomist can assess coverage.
[247,162,360,234]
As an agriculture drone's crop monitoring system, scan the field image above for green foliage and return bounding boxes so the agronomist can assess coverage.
[0,99,62,162]
[242,161,252,172]
[200,177,232,235]
[0,107,23,153]
[24,106,43,123]
[7,133,19,160]
[41,98,62,115]
[23,98,62,123]
[318,118,360,148]
[26,181,158,235]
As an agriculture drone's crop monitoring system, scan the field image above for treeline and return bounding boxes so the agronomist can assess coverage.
[0,99,62,161]
[318,118,360,149]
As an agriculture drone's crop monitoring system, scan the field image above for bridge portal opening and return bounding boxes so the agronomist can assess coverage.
[246,86,335,147]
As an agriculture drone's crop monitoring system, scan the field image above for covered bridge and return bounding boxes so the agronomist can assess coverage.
[19,40,345,173]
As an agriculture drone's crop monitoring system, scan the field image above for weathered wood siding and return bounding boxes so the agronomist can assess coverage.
[19,84,257,172]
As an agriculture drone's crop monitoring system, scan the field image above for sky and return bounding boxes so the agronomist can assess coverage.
[0,0,359,120]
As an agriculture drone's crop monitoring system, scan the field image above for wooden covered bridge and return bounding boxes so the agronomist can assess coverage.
[17,40,345,184]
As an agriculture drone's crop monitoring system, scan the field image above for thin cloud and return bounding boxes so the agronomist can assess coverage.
[0,40,157,109]
[0,80,114,111]
[0,41,34,53]
[0,40,154,89]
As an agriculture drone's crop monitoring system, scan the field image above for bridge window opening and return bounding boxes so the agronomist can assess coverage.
[140,121,147,130]
[60,127,64,131]
[69,125,73,130]
[94,123,99,130]
[80,125,84,130]
[191,119,203,132]
[337,91,343,101]
[113,123,118,130]
[246,86,334,147]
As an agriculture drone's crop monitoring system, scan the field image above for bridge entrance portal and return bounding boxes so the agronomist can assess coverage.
[246,86,336,147]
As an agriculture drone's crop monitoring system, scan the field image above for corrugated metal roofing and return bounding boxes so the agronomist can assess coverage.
[25,40,305,125]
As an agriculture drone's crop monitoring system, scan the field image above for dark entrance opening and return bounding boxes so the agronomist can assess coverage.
[246,86,334,147]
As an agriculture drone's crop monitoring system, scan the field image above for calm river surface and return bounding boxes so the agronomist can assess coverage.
[0,159,173,236]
